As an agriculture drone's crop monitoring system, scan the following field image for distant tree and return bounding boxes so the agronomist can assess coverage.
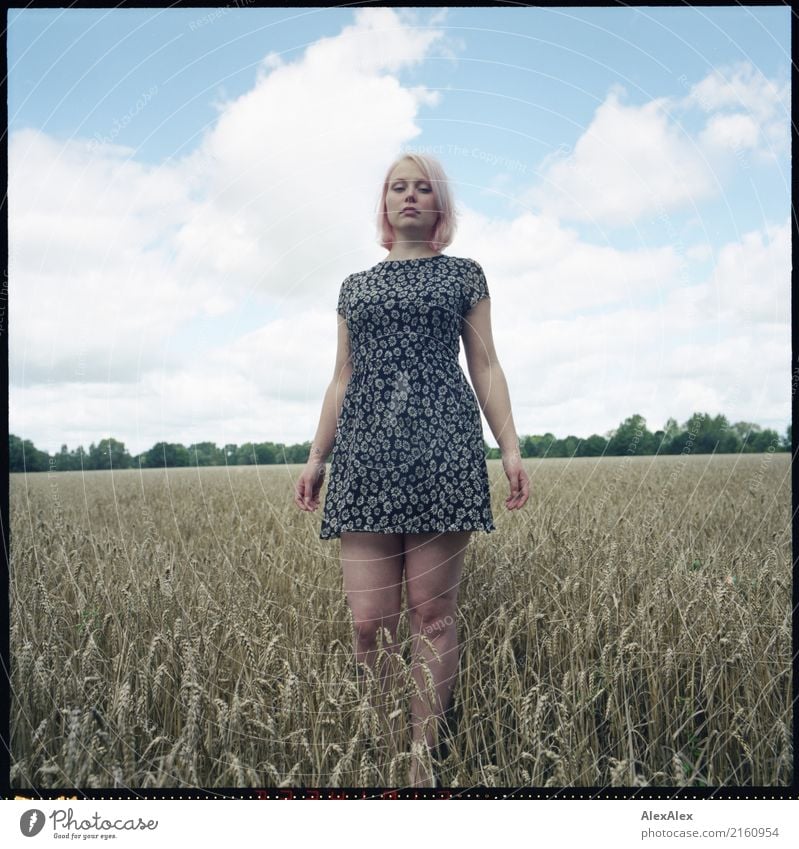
[236,443,257,465]
[284,442,312,464]
[9,412,789,474]
[576,434,607,457]
[54,443,70,471]
[53,443,85,471]
[718,430,741,453]
[667,431,691,454]
[71,445,88,470]
[674,412,731,453]
[607,414,650,455]
[522,433,556,458]
[89,438,132,470]
[254,442,278,465]
[8,434,49,472]
[9,435,24,471]
[666,412,709,454]
[659,417,680,452]
[732,421,761,450]
[683,412,708,439]
[187,441,224,466]
[170,443,190,467]
[544,435,580,457]
[695,414,729,452]
[145,443,166,468]
[748,428,781,453]
[639,429,658,454]
[146,441,189,467]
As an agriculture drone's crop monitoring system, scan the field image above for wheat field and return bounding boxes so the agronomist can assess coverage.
[9,452,792,788]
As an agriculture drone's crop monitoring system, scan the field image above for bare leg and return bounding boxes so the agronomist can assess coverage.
[340,531,404,760]
[403,530,470,788]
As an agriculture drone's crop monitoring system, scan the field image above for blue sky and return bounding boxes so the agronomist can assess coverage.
[8,6,791,454]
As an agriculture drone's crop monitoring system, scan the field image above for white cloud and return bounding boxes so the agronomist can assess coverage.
[10,8,447,391]
[685,243,712,262]
[9,18,790,455]
[531,62,788,228]
[696,220,790,325]
[450,208,684,319]
[210,312,339,402]
[303,6,445,75]
[684,61,789,124]
[13,212,790,454]
[163,8,446,301]
[449,214,790,440]
[529,89,717,227]
[8,128,199,385]
[699,112,760,150]
[683,61,790,163]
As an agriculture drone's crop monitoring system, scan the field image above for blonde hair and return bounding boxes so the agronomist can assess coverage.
[376,153,458,252]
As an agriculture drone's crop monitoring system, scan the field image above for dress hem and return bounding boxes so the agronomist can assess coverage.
[319,523,496,540]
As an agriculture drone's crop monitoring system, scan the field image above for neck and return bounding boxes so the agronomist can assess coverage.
[386,237,437,261]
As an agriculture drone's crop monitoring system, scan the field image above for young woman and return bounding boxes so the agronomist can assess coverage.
[294,153,529,788]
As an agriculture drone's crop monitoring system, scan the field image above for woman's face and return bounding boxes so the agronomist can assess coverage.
[384,160,439,243]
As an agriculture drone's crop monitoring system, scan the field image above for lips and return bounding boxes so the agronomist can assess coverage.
[401,208,418,214]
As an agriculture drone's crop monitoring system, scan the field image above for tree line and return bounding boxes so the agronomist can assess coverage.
[8,412,791,473]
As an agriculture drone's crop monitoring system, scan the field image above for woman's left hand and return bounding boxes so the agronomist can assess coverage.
[502,450,529,510]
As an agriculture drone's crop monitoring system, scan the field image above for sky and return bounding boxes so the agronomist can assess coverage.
[7,5,792,456]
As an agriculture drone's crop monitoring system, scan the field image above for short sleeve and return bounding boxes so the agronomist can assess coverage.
[336,275,351,319]
[462,260,490,315]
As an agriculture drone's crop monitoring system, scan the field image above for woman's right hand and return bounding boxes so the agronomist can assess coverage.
[294,461,326,511]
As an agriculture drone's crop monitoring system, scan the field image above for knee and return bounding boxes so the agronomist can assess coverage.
[407,597,458,636]
[351,612,399,649]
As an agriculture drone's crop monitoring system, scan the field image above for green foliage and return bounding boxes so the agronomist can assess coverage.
[89,438,132,470]
[187,441,225,466]
[606,413,648,455]
[143,442,190,468]
[8,410,791,472]
[8,435,50,472]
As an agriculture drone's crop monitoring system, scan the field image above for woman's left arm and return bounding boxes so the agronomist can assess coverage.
[462,299,529,510]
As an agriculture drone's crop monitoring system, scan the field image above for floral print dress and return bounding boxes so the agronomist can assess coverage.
[319,254,496,540]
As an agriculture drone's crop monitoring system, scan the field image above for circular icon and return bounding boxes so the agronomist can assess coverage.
[20,809,46,837]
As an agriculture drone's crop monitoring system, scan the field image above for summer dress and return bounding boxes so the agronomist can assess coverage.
[319,254,496,540]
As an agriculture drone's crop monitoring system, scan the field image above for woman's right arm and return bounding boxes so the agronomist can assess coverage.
[306,313,353,465]
[295,314,353,511]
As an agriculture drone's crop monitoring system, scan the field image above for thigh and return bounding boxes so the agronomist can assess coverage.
[340,531,405,624]
[403,531,471,613]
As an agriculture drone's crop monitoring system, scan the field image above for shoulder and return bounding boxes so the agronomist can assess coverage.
[346,266,376,284]
[450,256,487,286]
[440,254,478,265]
[438,257,488,300]
[444,255,485,275]
[340,270,365,291]
[433,255,484,280]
